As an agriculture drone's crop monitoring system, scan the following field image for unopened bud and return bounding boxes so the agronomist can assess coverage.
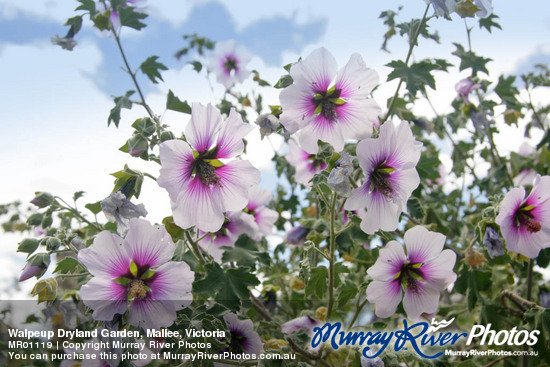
[31,192,54,208]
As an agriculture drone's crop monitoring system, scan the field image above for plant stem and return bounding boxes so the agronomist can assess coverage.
[382,4,430,122]
[184,231,206,265]
[327,194,337,319]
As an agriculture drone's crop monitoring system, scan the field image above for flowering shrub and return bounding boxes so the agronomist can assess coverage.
[3,0,550,366]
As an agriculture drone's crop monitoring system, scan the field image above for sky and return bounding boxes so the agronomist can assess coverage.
[0,0,549,297]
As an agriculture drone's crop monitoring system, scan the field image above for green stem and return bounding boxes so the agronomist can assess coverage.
[55,197,103,232]
[382,4,431,122]
[348,289,367,328]
[327,194,337,319]
[185,231,206,265]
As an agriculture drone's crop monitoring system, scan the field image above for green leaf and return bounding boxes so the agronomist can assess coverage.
[65,15,83,36]
[75,0,96,14]
[17,238,40,255]
[54,258,81,275]
[189,61,202,72]
[305,266,328,299]
[129,260,138,277]
[478,14,502,33]
[337,281,358,308]
[452,43,492,76]
[85,201,102,215]
[386,60,438,96]
[108,90,135,127]
[215,267,260,311]
[118,6,148,30]
[407,197,425,219]
[31,278,57,305]
[274,74,293,89]
[140,56,168,84]
[221,236,270,268]
[193,262,225,295]
[166,90,192,114]
[494,75,522,110]
[73,191,85,202]
[114,277,132,285]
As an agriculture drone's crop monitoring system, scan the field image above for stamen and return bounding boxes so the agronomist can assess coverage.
[128,280,148,300]
[370,162,396,198]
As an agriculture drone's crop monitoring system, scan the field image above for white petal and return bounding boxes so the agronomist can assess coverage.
[297,116,344,154]
[404,226,446,264]
[185,103,222,152]
[403,283,440,321]
[217,160,261,212]
[158,140,194,202]
[367,241,407,281]
[78,231,128,278]
[335,53,379,98]
[366,279,402,318]
[80,278,127,321]
[150,262,193,309]
[216,108,254,159]
[124,218,174,267]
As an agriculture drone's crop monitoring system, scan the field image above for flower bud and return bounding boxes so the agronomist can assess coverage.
[255,114,279,140]
[46,237,61,251]
[27,213,43,226]
[31,192,54,208]
[483,227,505,258]
[31,278,57,304]
[41,214,53,228]
[462,248,488,269]
[17,238,39,254]
[315,306,328,321]
[285,226,310,246]
[160,131,175,142]
[20,253,50,281]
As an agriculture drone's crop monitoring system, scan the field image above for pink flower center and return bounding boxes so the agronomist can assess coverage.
[370,161,396,198]
[396,261,425,294]
[192,149,223,187]
[224,56,239,75]
[515,204,541,234]
[312,87,346,122]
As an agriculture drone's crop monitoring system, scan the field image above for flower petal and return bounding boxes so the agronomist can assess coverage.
[290,47,337,92]
[297,116,344,154]
[172,178,225,232]
[367,241,407,281]
[78,231,129,278]
[128,299,177,330]
[335,53,379,98]
[149,262,193,309]
[157,140,194,202]
[216,160,261,212]
[366,279,402,318]
[422,249,457,290]
[404,226,446,264]
[80,277,127,321]
[402,282,440,321]
[124,218,175,268]
[185,103,222,152]
[216,108,254,159]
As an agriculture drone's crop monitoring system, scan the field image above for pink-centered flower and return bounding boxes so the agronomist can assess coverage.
[287,139,327,187]
[215,313,263,366]
[344,121,422,234]
[78,218,193,330]
[199,212,257,262]
[366,226,457,320]
[279,47,381,154]
[208,40,252,90]
[496,175,550,258]
[157,103,260,233]
[243,185,278,240]
[455,78,480,105]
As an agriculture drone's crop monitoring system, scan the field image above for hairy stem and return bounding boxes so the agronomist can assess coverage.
[327,194,337,319]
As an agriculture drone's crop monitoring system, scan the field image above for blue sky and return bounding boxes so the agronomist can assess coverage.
[0,0,549,295]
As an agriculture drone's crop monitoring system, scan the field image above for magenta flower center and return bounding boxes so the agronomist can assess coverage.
[224,56,239,75]
[515,203,541,233]
[192,149,222,187]
[370,161,396,198]
[395,261,425,294]
[115,260,155,300]
[312,87,345,122]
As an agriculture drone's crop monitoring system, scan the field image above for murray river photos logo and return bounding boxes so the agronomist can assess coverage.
[310,318,540,359]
